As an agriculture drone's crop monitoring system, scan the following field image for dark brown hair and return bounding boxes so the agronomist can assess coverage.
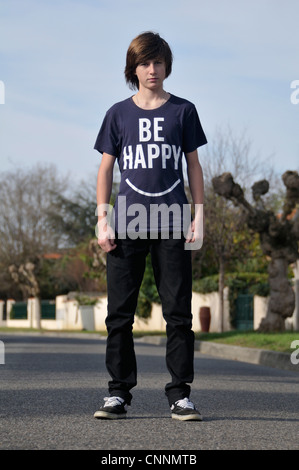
[124,31,173,90]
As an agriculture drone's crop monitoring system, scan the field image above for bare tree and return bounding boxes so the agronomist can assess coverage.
[0,164,69,265]
[198,126,276,330]
[0,164,69,305]
[201,125,276,193]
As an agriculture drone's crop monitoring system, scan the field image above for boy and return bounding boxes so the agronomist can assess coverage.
[93,32,207,420]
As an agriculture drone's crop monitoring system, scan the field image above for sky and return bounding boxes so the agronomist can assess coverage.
[0,0,299,186]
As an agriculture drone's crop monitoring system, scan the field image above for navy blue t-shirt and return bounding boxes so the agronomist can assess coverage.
[94,94,207,235]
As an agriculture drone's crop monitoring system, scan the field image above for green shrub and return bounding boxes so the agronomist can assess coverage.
[192,275,218,293]
[193,272,269,296]
[75,294,98,306]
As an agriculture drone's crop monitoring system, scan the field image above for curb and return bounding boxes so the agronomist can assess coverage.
[194,340,298,373]
[136,336,298,373]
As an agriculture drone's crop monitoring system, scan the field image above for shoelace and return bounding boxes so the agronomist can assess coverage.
[103,396,125,407]
[173,398,195,409]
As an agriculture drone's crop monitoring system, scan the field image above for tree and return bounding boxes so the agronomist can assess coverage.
[47,180,98,248]
[0,164,116,307]
[196,126,276,330]
[203,187,251,330]
[0,164,69,304]
[0,164,69,266]
[212,171,299,331]
[8,262,41,328]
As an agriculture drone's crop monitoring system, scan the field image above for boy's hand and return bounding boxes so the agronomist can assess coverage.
[185,219,196,244]
[97,222,117,252]
[185,206,205,250]
[98,236,117,253]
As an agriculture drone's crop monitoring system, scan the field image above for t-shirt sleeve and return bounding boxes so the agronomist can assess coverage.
[182,104,207,154]
[94,108,121,157]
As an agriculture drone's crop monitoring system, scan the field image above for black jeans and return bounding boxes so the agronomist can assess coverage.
[105,234,194,406]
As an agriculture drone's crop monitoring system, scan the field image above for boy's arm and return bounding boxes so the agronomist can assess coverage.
[96,153,117,252]
[185,149,204,244]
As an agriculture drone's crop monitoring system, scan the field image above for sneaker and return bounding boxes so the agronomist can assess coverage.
[94,396,127,419]
[171,397,202,421]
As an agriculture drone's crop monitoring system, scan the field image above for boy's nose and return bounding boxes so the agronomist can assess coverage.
[149,62,156,74]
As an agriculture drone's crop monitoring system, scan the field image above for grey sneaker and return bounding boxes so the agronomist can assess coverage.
[171,398,202,421]
[94,396,127,419]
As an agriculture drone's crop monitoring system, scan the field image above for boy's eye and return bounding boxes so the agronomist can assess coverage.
[139,60,163,67]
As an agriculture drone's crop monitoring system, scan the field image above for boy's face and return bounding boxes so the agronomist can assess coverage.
[135,58,166,91]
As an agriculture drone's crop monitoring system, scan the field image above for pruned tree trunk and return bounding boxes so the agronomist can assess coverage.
[212,171,299,332]
[259,258,295,331]
[9,262,41,329]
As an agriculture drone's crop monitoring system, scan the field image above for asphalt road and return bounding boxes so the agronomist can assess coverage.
[0,333,299,451]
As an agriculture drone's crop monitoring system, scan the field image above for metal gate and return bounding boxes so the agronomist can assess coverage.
[10,301,28,319]
[235,294,253,330]
[41,300,56,319]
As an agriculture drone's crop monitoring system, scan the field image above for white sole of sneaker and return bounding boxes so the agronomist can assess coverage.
[94,411,127,419]
[171,413,203,421]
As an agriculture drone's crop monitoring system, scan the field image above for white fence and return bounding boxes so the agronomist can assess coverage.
[0,288,298,332]
[0,291,230,332]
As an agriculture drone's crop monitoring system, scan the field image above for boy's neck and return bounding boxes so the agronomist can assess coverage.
[133,88,170,110]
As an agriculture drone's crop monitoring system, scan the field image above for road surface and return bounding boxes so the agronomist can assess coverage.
[0,333,298,451]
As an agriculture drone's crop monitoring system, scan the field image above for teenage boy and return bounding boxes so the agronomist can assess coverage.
[93,32,207,421]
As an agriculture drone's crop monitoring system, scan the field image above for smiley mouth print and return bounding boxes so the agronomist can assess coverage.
[125,178,181,197]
